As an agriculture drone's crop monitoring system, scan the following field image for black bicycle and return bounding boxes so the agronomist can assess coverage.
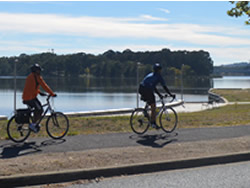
[130,95,178,134]
[7,95,69,143]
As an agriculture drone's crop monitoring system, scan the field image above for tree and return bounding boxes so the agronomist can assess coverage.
[227,1,250,25]
[0,49,213,78]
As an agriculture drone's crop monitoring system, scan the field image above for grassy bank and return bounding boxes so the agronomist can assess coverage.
[1,104,250,140]
[1,89,250,140]
[211,88,250,102]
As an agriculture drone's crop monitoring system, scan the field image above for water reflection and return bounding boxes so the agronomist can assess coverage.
[0,76,211,92]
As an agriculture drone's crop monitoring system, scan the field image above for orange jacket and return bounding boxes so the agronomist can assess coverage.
[22,72,55,101]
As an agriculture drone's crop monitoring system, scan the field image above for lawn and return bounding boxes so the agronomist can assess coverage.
[211,88,250,102]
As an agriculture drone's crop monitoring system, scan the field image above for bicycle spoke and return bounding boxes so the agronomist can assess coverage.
[7,116,31,143]
[160,107,178,133]
[130,108,150,134]
[46,112,69,139]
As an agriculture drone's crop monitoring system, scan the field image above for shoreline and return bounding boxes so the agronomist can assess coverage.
[0,100,225,120]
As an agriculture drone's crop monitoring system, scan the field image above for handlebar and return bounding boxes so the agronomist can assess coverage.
[157,94,176,104]
[40,93,57,102]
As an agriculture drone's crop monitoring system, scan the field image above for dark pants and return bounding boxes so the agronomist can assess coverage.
[139,84,155,105]
[23,98,43,123]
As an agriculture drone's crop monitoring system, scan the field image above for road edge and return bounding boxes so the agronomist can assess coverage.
[1,151,250,187]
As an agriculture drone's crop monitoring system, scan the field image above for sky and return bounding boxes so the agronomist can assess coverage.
[0,1,249,66]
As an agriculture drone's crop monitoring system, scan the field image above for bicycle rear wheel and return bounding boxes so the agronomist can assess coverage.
[7,116,31,143]
[46,112,69,139]
[130,108,150,134]
[159,107,178,133]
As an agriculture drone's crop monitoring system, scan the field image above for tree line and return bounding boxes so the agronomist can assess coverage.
[0,48,213,78]
[214,62,250,76]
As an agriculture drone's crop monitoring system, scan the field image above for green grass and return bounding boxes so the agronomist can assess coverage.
[2,104,250,140]
[178,103,250,128]
[0,120,9,140]
[211,89,250,102]
[1,89,250,141]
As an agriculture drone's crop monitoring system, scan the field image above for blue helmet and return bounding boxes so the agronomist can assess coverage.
[153,63,162,72]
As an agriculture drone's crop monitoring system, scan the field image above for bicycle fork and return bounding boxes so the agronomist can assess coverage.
[163,109,171,121]
[51,113,60,127]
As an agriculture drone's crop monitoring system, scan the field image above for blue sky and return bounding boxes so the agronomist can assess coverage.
[0,1,249,65]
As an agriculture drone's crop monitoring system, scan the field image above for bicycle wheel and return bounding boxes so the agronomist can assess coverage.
[130,108,150,134]
[46,112,69,139]
[159,107,178,133]
[7,116,31,143]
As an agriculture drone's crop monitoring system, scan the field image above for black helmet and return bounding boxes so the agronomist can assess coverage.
[153,63,162,72]
[31,64,43,72]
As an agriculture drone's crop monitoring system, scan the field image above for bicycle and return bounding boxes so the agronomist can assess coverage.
[130,95,178,134]
[7,95,69,143]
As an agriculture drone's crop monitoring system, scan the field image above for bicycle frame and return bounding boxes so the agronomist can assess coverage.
[29,95,54,125]
[144,96,174,121]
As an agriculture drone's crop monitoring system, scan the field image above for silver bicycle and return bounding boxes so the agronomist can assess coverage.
[130,95,178,134]
[7,95,69,143]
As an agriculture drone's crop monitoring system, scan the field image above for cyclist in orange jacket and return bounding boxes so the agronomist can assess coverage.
[22,64,56,132]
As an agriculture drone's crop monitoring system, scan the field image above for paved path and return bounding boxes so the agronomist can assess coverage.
[1,125,250,158]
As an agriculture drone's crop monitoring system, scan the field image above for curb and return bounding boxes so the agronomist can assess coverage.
[1,151,250,187]
[63,100,184,117]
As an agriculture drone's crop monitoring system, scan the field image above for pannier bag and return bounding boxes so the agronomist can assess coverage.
[15,109,31,124]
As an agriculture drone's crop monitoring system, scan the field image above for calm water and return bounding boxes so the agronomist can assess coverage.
[213,76,250,89]
[1,76,246,116]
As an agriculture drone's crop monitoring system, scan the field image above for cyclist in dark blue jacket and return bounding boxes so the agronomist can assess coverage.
[139,63,175,129]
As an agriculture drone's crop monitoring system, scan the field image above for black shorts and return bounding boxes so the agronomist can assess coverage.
[139,84,155,105]
[23,98,43,114]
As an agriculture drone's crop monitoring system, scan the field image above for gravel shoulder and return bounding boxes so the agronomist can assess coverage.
[1,136,249,177]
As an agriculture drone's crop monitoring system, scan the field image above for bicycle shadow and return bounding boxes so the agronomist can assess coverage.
[0,139,66,159]
[130,132,178,148]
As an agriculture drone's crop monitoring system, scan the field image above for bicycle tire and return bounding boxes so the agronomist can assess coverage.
[130,108,150,134]
[46,112,69,139]
[159,107,178,133]
[7,115,31,143]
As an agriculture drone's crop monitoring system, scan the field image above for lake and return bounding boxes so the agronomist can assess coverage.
[0,76,248,116]
[213,76,250,89]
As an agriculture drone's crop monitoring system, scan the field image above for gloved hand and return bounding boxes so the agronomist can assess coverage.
[171,94,176,99]
[39,92,47,96]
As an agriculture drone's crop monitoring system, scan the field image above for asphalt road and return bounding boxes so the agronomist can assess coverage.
[69,161,250,188]
[0,125,250,158]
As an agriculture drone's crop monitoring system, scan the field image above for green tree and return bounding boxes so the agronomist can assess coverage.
[0,49,213,78]
[227,1,250,25]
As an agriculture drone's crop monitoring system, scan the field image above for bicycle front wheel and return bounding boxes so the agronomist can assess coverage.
[159,107,178,133]
[130,108,150,134]
[46,112,69,139]
[7,116,31,143]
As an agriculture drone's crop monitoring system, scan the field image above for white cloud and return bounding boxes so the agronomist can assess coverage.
[139,14,168,21]
[0,12,249,65]
[207,47,250,65]
[0,12,249,47]
[159,8,170,14]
